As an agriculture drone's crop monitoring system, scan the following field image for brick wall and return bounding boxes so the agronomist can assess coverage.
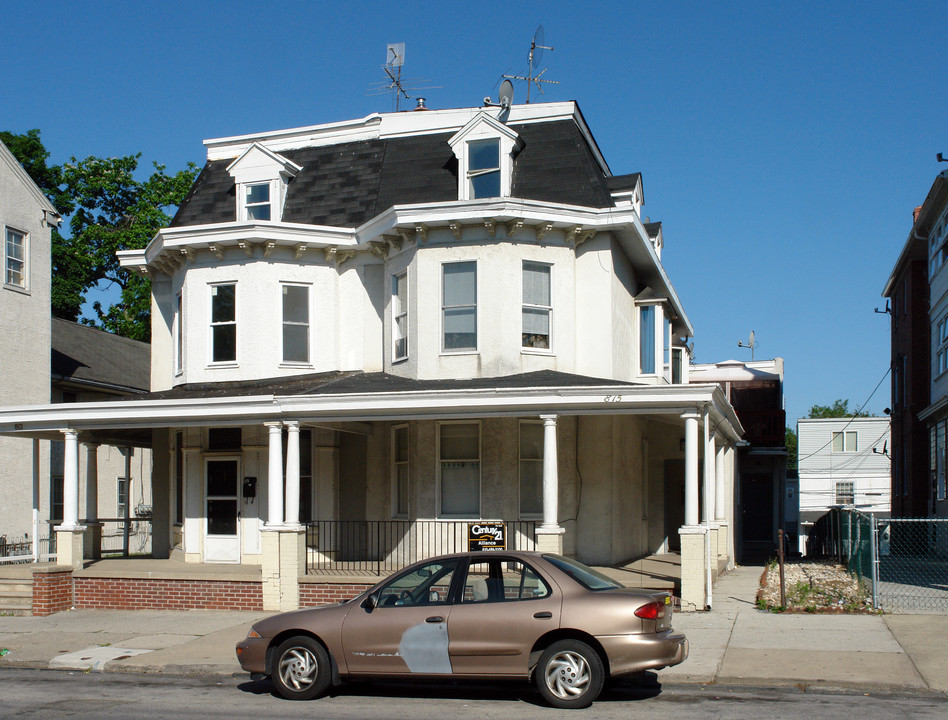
[299,582,372,607]
[73,578,264,611]
[32,568,73,616]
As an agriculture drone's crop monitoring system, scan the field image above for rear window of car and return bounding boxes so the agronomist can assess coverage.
[543,554,623,591]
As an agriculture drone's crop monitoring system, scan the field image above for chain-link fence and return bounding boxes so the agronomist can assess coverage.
[876,518,948,613]
[807,508,948,614]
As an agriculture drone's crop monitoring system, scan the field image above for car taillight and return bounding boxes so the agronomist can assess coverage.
[634,601,666,620]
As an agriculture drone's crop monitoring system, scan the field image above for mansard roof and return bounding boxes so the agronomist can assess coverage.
[171,117,616,229]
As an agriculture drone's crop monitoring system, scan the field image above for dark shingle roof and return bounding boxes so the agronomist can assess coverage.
[644,221,662,238]
[133,369,630,402]
[605,173,641,192]
[171,119,617,228]
[51,318,150,394]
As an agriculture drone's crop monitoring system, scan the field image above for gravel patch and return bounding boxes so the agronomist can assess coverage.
[757,560,874,613]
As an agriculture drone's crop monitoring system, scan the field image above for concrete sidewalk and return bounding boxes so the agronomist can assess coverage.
[0,566,945,695]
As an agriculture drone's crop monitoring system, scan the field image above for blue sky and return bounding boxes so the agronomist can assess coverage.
[3,0,947,426]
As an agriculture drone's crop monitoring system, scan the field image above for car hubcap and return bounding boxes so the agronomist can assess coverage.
[279,647,317,690]
[545,650,590,699]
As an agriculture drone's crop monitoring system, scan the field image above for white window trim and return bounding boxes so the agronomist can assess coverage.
[3,225,29,293]
[518,420,543,519]
[392,270,409,363]
[280,282,313,367]
[226,142,301,223]
[208,282,238,367]
[521,261,554,355]
[448,112,522,201]
[242,181,274,221]
[391,424,409,519]
[436,420,481,519]
[441,260,478,355]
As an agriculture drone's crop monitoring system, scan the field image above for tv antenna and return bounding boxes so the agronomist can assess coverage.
[367,43,440,112]
[503,26,559,103]
[737,330,757,360]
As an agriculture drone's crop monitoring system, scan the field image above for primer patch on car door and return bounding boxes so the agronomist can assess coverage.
[398,621,451,673]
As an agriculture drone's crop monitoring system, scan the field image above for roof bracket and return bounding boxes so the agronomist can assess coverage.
[396,228,415,246]
[484,219,496,237]
[506,219,524,238]
[263,242,275,258]
[535,221,554,243]
[368,241,388,258]
[449,221,463,240]
[382,234,402,252]
[414,224,429,243]
[238,241,254,258]
[294,244,307,261]
[208,244,225,261]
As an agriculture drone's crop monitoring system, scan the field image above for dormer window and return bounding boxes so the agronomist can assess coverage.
[449,112,522,201]
[226,142,301,223]
[468,139,500,198]
[244,183,271,221]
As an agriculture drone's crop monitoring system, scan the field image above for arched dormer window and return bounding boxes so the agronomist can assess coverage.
[226,143,301,222]
[448,112,522,201]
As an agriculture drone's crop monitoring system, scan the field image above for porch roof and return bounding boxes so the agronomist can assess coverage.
[0,370,743,444]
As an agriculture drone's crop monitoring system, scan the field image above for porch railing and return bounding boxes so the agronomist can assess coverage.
[305,520,537,576]
[0,532,55,564]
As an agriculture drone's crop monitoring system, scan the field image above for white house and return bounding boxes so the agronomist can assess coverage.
[0,140,152,566]
[0,101,743,611]
[797,417,891,554]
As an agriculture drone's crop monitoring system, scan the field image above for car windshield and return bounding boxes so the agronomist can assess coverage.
[543,554,623,591]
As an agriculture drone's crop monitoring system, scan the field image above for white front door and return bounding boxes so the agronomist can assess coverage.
[204,458,241,563]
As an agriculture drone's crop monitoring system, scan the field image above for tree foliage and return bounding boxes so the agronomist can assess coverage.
[806,399,872,419]
[785,427,798,471]
[1,129,197,341]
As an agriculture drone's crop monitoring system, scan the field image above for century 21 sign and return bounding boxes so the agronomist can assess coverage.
[468,522,506,551]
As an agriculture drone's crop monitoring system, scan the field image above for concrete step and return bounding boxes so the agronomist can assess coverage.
[0,577,33,616]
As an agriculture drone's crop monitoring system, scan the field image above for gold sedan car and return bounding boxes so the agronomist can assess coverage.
[236,551,687,709]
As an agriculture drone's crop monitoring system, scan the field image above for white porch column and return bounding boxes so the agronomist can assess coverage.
[56,429,86,568]
[682,413,700,526]
[706,434,716,524]
[715,442,727,522]
[266,422,284,527]
[679,412,707,611]
[284,421,300,528]
[61,430,80,530]
[536,414,565,553]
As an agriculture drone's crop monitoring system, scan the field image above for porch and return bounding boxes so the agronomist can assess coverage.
[0,550,682,616]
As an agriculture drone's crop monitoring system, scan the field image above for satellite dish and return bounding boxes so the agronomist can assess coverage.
[498,79,514,117]
[532,26,545,69]
[748,330,755,346]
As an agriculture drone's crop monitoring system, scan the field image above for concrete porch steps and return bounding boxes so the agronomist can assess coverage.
[0,577,32,616]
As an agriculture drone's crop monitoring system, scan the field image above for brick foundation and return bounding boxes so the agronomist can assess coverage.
[73,577,264,611]
[299,582,373,607]
[32,567,74,616]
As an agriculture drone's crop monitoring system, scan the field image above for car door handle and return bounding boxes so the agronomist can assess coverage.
[533,611,552,619]
[426,616,444,623]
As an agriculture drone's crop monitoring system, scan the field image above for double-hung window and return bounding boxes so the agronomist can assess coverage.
[244,182,271,220]
[442,261,477,351]
[467,139,500,198]
[4,228,26,289]
[392,425,409,518]
[831,431,857,452]
[174,292,184,374]
[210,283,237,363]
[439,422,480,516]
[639,305,656,374]
[522,262,552,350]
[282,284,310,363]
[937,316,948,376]
[393,272,408,361]
[519,421,543,516]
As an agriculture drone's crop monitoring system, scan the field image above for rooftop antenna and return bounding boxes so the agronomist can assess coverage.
[737,330,757,361]
[503,26,559,103]
[367,43,440,112]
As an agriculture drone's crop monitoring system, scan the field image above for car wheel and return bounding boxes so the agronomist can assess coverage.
[536,639,604,709]
[271,636,331,701]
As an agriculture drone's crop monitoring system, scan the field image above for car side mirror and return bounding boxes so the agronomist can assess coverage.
[361,591,379,612]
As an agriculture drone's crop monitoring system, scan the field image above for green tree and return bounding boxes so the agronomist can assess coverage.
[1,129,197,340]
[807,399,872,419]
[785,427,798,471]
